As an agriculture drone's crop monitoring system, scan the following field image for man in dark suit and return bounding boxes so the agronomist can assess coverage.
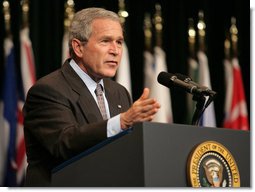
[23,7,160,186]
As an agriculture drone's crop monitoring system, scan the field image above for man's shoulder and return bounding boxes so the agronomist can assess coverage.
[35,61,73,86]
[35,69,63,87]
[28,67,71,97]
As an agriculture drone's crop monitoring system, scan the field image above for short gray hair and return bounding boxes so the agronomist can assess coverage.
[68,7,122,57]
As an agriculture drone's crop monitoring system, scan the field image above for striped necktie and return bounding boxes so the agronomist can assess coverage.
[95,83,108,120]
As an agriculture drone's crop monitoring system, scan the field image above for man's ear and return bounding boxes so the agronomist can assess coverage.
[71,39,84,58]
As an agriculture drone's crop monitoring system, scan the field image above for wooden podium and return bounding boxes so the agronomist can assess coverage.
[51,122,250,187]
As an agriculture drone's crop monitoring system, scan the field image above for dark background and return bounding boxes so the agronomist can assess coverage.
[0,0,250,127]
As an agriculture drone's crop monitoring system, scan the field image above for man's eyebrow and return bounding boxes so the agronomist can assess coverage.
[100,35,124,40]
[118,37,124,41]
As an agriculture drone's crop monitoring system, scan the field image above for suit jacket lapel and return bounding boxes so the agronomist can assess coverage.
[61,60,103,123]
[104,79,122,117]
[77,92,104,122]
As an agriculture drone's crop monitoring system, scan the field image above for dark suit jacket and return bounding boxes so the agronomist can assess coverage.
[23,60,132,186]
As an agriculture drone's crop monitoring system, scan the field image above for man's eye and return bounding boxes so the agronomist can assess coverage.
[102,39,109,43]
[117,41,123,45]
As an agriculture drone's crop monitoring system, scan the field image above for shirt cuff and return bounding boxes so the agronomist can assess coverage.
[107,114,123,137]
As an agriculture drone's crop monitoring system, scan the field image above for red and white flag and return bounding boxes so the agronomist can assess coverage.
[223,58,233,126]
[223,58,249,130]
[20,27,36,95]
[17,27,36,185]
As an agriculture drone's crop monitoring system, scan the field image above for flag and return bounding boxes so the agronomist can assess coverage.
[197,50,216,127]
[0,27,36,187]
[223,58,233,127]
[62,30,70,64]
[187,57,199,124]
[116,42,132,97]
[144,47,173,123]
[223,58,249,130]
[0,72,5,185]
[18,27,36,185]
[144,50,154,90]
[2,37,18,186]
[0,100,7,186]
[20,27,36,96]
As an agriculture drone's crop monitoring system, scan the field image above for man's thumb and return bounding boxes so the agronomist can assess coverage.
[140,88,150,100]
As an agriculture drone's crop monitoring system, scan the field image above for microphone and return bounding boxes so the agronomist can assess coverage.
[175,73,217,97]
[157,71,217,125]
[157,71,207,96]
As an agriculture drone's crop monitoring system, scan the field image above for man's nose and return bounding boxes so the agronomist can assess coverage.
[109,42,120,56]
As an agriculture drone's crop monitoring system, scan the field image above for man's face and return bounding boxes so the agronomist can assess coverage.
[80,18,124,81]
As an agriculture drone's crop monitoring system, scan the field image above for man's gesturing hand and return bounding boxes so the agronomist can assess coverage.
[120,88,161,130]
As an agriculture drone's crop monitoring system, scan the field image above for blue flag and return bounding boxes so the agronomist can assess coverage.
[3,37,18,187]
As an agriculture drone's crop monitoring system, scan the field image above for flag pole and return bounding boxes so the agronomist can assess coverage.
[62,0,74,64]
[154,3,163,48]
[118,0,128,25]
[224,33,231,60]
[64,0,75,32]
[230,17,238,57]
[3,0,11,37]
[21,0,29,29]
[144,13,152,52]
[197,10,206,52]
[188,18,196,59]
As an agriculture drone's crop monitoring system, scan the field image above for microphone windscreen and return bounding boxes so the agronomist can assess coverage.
[157,71,175,87]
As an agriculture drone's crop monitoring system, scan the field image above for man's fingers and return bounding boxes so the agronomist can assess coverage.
[135,98,161,109]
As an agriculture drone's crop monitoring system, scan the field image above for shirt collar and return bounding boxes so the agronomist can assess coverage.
[69,59,105,94]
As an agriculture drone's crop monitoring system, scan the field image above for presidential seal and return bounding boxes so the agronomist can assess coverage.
[187,141,240,187]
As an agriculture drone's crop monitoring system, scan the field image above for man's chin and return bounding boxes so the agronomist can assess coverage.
[104,70,117,78]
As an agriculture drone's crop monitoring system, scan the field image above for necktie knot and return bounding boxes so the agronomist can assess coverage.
[95,84,103,96]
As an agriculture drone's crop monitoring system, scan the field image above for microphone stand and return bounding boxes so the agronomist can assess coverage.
[191,89,216,126]
[191,94,206,126]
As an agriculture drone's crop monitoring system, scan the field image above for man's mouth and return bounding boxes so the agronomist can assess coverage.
[105,61,118,66]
